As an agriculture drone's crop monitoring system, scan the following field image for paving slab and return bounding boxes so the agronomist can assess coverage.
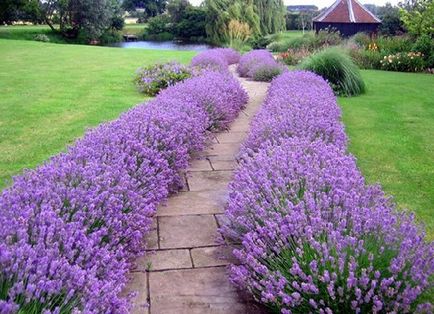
[216,131,248,143]
[136,249,192,271]
[158,190,228,216]
[189,159,213,171]
[205,143,241,156]
[210,160,238,171]
[187,171,233,192]
[145,218,159,250]
[159,215,219,249]
[122,272,149,314]
[149,267,262,314]
[191,246,237,267]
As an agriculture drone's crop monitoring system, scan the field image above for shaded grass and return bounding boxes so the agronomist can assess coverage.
[339,70,434,238]
[0,39,195,188]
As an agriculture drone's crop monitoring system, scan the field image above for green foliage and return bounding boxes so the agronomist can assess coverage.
[248,35,272,49]
[285,11,315,31]
[277,48,311,65]
[268,29,341,52]
[204,0,260,44]
[122,0,167,18]
[378,4,405,35]
[376,35,413,54]
[172,6,207,39]
[135,62,191,96]
[0,0,42,24]
[33,33,50,42]
[349,48,383,69]
[300,48,365,97]
[412,34,434,68]
[380,51,426,72]
[255,0,286,35]
[143,14,173,40]
[400,0,434,37]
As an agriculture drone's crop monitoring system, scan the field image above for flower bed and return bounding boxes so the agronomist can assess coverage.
[222,71,434,313]
[0,69,247,312]
[237,49,286,82]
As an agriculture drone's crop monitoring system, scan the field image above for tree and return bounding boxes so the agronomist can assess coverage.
[0,0,42,25]
[40,0,123,39]
[122,0,166,18]
[254,0,286,34]
[377,3,405,35]
[400,0,434,37]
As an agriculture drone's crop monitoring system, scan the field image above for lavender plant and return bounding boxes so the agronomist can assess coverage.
[0,69,247,312]
[135,61,191,96]
[237,49,287,81]
[222,71,434,313]
[191,48,241,72]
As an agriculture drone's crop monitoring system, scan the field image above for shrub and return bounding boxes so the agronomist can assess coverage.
[249,61,286,82]
[412,34,434,68]
[191,48,241,71]
[34,33,50,42]
[376,35,413,54]
[300,48,365,97]
[351,32,371,48]
[144,14,173,40]
[268,30,342,53]
[237,49,284,81]
[349,48,383,69]
[222,70,434,314]
[135,62,192,96]
[277,48,311,65]
[0,70,248,312]
[380,51,426,72]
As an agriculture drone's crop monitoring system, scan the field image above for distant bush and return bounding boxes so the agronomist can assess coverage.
[144,14,174,40]
[349,48,383,69]
[376,35,413,54]
[277,47,311,65]
[135,62,191,96]
[248,35,272,49]
[412,34,434,68]
[300,48,365,96]
[191,48,241,72]
[34,34,50,42]
[380,52,426,72]
[250,61,286,82]
[268,30,342,53]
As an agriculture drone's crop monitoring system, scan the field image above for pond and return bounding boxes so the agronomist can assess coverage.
[109,40,212,51]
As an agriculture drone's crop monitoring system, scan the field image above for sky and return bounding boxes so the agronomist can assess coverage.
[190,0,399,8]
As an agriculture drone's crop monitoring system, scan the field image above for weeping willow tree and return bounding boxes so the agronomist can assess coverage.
[204,0,260,44]
[254,0,286,34]
[204,0,285,44]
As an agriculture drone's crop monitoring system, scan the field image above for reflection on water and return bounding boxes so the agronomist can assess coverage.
[109,40,212,51]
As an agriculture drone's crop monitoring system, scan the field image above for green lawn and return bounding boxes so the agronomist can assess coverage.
[339,70,434,238]
[0,39,195,188]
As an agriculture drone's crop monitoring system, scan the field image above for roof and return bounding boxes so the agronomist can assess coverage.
[313,0,381,23]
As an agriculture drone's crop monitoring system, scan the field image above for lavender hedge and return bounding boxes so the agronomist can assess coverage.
[191,48,241,72]
[0,69,247,312]
[237,49,287,82]
[222,71,434,313]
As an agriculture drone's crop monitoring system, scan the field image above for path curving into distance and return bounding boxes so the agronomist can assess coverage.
[123,66,269,314]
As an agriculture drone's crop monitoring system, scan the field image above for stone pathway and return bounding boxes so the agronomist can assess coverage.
[124,67,269,314]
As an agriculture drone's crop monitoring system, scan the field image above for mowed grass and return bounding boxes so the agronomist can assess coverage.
[339,70,434,238]
[0,39,195,188]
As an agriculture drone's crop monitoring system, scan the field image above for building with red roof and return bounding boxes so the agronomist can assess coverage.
[313,0,381,37]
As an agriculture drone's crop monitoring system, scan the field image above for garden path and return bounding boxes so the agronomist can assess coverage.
[123,66,269,314]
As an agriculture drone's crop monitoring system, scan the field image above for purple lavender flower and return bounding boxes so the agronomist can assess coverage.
[222,70,434,313]
[0,70,247,312]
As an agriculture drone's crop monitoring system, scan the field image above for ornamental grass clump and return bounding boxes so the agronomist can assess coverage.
[0,70,247,312]
[300,48,366,97]
[222,71,434,313]
[135,61,191,96]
